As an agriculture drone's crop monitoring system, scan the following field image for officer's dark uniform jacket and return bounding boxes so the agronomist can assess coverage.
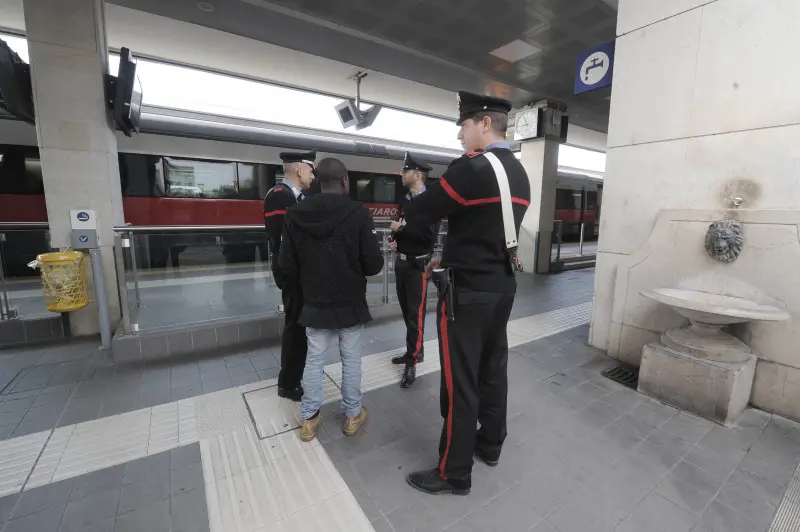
[263,183,300,289]
[404,147,531,292]
[393,192,439,259]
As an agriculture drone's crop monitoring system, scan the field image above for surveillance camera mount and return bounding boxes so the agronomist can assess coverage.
[350,71,369,113]
[336,71,381,130]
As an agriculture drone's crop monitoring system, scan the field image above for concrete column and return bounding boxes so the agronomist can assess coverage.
[518,138,559,274]
[593,0,800,420]
[24,0,124,336]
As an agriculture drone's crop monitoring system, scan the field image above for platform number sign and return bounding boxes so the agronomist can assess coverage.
[575,41,615,95]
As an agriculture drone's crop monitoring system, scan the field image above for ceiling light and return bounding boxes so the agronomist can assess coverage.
[197,2,215,12]
[490,40,539,63]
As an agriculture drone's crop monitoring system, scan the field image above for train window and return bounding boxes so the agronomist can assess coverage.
[555,188,582,210]
[163,157,237,199]
[119,153,165,197]
[237,163,261,200]
[354,172,396,203]
[586,191,598,210]
[0,145,44,195]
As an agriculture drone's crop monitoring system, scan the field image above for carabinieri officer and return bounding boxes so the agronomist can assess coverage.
[389,152,439,388]
[402,92,531,495]
[264,150,316,401]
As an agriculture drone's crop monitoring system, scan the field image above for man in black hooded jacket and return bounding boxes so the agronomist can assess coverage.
[278,157,384,442]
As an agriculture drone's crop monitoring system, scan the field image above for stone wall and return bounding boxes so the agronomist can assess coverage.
[592,0,800,420]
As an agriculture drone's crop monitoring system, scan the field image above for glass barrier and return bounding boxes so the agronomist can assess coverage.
[114,225,447,333]
[551,221,600,263]
[0,228,52,321]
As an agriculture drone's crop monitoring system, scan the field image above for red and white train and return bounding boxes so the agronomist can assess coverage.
[0,106,601,274]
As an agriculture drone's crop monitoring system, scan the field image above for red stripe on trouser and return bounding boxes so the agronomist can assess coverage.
[411,273,427,364]
[265,210,286,217]
[438,300,454,480]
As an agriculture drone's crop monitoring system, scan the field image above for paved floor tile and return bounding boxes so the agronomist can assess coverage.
[12,479,73,519]
[61,490,120,532]
[619,493,698,531]
[115,499,171,532]
[715,467,784,527]
[118,476,170,514]
[171,463,204,496]
[69,466,124,502]
[655,459,727,515]
[123,453,170,485]
[693,500,763,532]
[4,504,65,532]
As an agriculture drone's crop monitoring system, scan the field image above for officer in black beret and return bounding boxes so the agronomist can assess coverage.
[402,91,531,495]
[388,152,440,388]
[263,150,316,401]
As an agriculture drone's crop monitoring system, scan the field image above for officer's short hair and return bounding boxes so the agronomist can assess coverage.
[283,162,298,175]
[471,111,508,135]
[316,157,348,185]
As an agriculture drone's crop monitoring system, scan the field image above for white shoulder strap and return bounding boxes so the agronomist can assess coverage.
[482,152,517,250]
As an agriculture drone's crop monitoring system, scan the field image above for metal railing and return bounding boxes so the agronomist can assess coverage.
[0,222,50,322]
[112,224,446,334]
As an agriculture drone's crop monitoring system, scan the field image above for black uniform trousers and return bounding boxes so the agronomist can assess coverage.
[277,283,308,390]
[436,287,515,484]
[395,257,429,367]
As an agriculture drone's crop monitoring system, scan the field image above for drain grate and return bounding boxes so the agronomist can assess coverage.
[601,364,639,389]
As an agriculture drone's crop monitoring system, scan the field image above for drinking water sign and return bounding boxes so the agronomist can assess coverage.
[574,41,615,95]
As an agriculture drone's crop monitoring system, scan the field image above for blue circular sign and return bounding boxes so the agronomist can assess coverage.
[79,235,89,243]
[77,212,90,222]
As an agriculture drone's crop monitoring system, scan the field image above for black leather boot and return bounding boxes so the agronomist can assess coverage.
[400,365,416,388]
[407,469,470,496]
[391,353,424,365]
[474,448,499,467]
[277,386,303,402]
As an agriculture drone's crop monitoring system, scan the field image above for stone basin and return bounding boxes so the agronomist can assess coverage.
[641,288,790,326]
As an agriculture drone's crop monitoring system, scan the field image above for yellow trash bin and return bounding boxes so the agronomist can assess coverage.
[36,251,89,313]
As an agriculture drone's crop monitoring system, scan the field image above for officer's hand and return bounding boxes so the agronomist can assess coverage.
[389,241,397,250]
[425,258,441,278]
[390,221,403,232]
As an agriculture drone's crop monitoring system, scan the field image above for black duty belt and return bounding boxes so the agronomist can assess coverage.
[398,253,431,262]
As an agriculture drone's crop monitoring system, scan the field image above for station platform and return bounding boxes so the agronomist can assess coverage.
[0,269,797,532]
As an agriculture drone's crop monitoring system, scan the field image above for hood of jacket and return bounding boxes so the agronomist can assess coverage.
[285,193,363,237]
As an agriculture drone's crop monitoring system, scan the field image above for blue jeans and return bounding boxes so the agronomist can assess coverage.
[301,325,363,420]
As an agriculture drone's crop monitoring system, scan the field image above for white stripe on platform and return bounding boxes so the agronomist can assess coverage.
[0,431,50,497]
[0,302,590,531]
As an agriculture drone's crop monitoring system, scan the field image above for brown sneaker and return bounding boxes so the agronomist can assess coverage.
[299,412,322,442]
[343,407,367,437]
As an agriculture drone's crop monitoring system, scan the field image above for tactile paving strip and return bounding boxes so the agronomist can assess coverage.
[769,460,800,532]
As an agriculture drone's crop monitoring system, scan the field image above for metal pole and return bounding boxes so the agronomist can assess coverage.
[113,234,133,335]
[89,248,112,349]
[382,231,390,304]
[127,231,142,309]
[579,222,585,256]
[555,221,563,263]
[0,233,11,320]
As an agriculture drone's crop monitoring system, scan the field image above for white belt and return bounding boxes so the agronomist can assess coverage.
[483,152,517,251]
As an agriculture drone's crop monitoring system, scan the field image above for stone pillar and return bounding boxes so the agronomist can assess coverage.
[592,0,800,420]
[518,138,559,274]
[24,0,124,336]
